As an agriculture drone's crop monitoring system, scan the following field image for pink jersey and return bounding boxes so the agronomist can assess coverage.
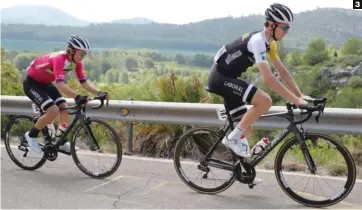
[26,51,87,83]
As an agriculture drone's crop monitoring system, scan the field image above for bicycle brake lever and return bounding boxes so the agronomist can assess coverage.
[91,97,104,109]
[315,111,321,123]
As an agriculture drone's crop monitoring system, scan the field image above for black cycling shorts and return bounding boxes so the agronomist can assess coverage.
[207,63,258,118]
[23,76,66,112]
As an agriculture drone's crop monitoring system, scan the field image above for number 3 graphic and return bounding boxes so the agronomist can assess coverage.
[356,1,361,8]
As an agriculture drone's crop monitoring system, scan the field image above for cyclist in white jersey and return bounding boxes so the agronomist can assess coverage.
[208,3,313,185]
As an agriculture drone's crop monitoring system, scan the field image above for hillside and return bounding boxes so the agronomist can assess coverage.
[0,5,156,26]
[0,5,90,26]
[1,7,362,52]
[110,17,155,24]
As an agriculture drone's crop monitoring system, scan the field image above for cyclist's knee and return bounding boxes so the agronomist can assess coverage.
[262,94,272,108]
[45,105,59,119]
[251,89,272,108]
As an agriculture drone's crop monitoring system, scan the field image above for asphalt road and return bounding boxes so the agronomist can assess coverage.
[1,145,362,209]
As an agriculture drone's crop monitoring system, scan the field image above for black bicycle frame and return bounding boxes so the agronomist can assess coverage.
[40,105,100,151]
[203,107,310,172]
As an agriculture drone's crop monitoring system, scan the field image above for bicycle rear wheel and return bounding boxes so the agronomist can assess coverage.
[275,133,356,207]
[70,119,122,179]
[173,127,237,194]
[4,115,47,170]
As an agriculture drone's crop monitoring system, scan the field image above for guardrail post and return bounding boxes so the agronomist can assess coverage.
[125,98,134,155]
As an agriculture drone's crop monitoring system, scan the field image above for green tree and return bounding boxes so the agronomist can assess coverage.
[333,87,362,108]
[125,57,138,71]
[287,49,303,67]
[327,44,337,58]
[13,53,33,71]
[119,72,129,84]
[340,37,362,56]
[105,70,115,84]
[174,54,187,64]
[101,59,112,74]
[303,39,329,65]
[1,62,23,96]
[144,58,155,68]
[89,69,101,82]
[346,76,362,89]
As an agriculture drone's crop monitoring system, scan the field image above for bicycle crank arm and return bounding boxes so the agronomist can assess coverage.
[58,150,71,156]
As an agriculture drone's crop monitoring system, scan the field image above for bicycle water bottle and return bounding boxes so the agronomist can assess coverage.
[251,137,269,155]
[47,123,56,139]
[55,123,68,141]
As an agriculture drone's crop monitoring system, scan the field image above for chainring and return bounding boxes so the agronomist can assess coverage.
[234,161,256,184]
[43,142,58,161]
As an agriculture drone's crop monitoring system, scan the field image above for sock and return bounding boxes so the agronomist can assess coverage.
[226,125,246,140]
[29,126,40,138]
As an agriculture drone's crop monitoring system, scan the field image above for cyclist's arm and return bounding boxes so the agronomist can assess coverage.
[257,62,298,103]
[81,81,101,95]
[272,59,303,98]
[248,38,298,103]
[268,41,303,98]
[53,57,78,98]
[76,62,101,95]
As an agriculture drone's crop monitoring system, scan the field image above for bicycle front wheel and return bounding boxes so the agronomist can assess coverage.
[275,133,356,208]
[173,127,237,194]
[70,119,122,179]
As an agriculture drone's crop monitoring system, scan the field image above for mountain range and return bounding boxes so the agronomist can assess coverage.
[1,5,362,53]
[0,5,155,26]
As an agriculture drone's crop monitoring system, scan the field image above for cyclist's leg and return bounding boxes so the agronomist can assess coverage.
[208,66,257,157]
[23,77,59,153]
[224,87,272,157]
[238,89,272,132]
[45,83,68,128]
[209,70,265,185]
[44,83,73,152]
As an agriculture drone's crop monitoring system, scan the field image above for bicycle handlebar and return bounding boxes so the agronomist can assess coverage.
[60,96,109,115]
[286,97,327,124]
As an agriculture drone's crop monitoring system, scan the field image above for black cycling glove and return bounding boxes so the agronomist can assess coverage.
[75,95,88,106]
[97,91,108,98]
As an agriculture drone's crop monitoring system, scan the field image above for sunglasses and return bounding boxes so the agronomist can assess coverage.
[279,24,290,32]
[77,50,88,57]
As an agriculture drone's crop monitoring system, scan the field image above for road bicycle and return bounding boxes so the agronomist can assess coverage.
[4,96,123,179]
[173,94,356,208]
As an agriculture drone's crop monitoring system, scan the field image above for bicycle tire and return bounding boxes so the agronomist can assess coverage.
[70,119,122,179]
[4,115,47,170]
[274,133,356,208]
[173,127,237,194]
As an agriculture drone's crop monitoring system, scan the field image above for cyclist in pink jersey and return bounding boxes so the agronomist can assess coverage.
[23,35,110,153]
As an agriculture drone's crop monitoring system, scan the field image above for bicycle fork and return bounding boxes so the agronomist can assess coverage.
[83,121,100,151]
[296,132,317,174]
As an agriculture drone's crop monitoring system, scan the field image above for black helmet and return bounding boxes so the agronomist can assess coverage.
[265,3,294,25]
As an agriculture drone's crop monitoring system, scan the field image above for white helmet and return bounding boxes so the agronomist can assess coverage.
[265,3,294,25]
[67,35,90,51]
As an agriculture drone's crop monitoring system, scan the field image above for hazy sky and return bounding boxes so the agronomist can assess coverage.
[0,0,356,24]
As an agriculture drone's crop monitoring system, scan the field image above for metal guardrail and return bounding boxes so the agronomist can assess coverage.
[1,95,362,135]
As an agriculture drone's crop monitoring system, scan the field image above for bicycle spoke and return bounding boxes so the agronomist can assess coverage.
[173,127,237,194]
[71,119,122,179]
[275,133,356,207]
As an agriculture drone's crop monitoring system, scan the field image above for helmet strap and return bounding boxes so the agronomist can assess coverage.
[67,49,77,63]
[71,53,76,63]
[271,22,278,41]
